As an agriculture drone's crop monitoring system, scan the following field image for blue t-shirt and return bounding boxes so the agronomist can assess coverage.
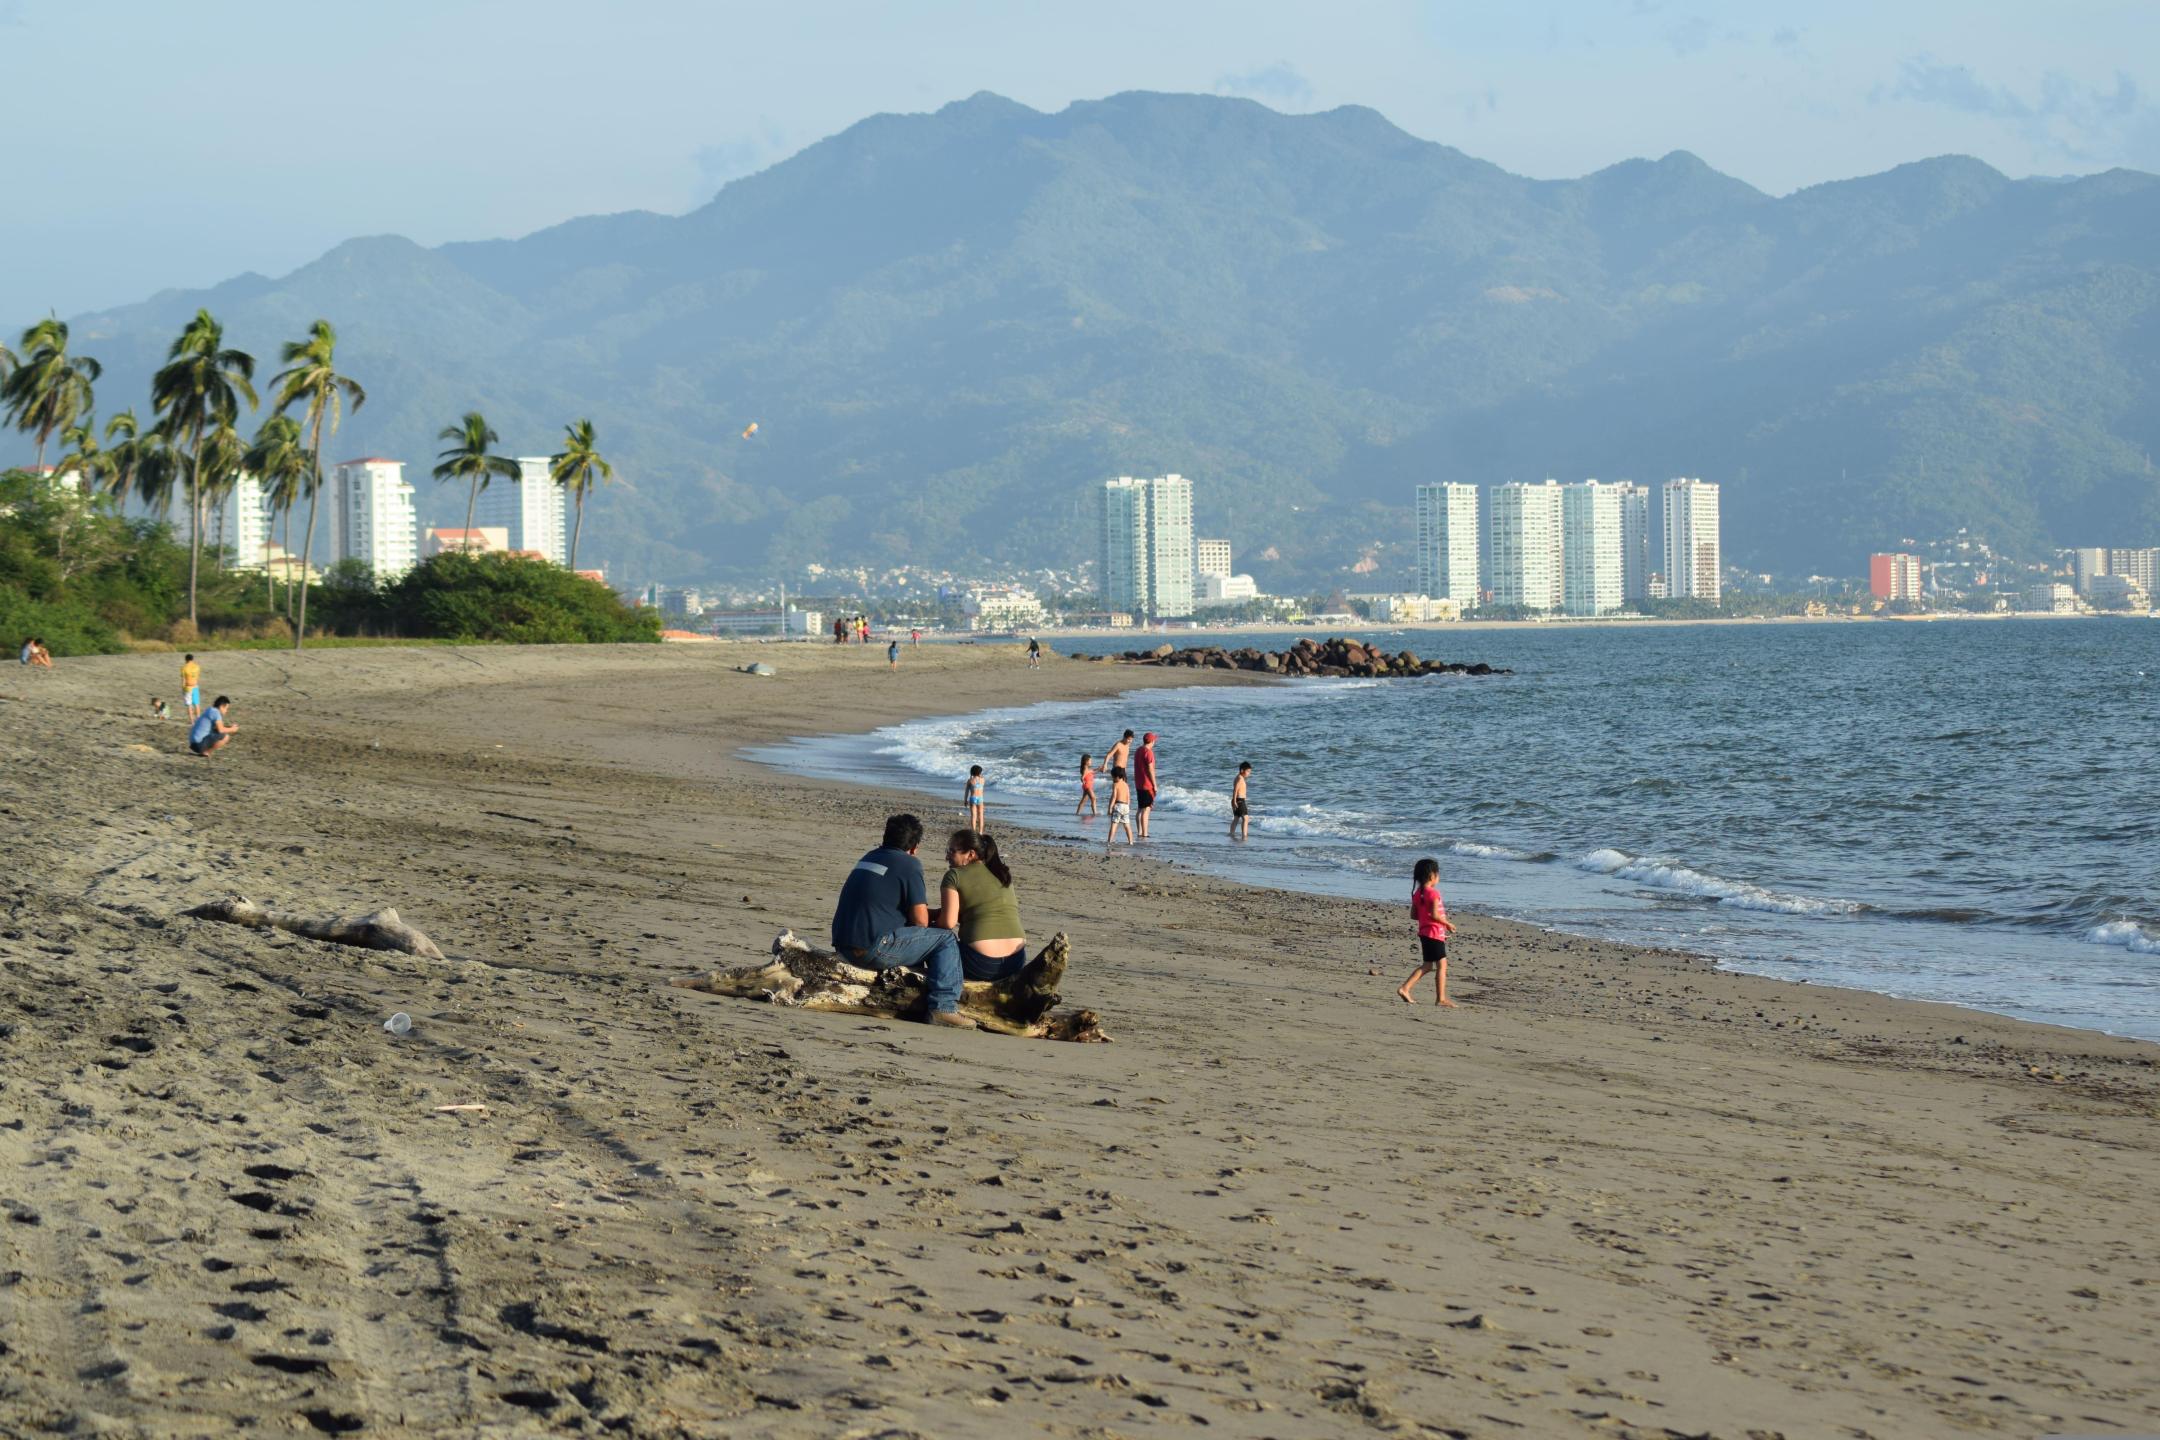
[189,710,220,746]
[831,846,927,952]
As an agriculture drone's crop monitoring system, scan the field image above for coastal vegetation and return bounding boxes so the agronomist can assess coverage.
[1,313,645,654]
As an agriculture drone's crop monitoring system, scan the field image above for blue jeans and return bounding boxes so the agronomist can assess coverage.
[960,942,1029,986]
[867,926,965,1013]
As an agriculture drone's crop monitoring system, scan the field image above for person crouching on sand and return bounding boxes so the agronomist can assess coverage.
[1397,857,1456,1006]
[189,696,237,758]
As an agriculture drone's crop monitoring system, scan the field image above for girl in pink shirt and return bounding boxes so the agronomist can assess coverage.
[1397,857,1458,1006]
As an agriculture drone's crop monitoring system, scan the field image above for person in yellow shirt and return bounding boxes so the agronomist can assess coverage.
[181,653,202,720]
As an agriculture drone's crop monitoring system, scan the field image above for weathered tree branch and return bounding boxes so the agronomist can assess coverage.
[673,930,1109,1042]
[182,896,446,960]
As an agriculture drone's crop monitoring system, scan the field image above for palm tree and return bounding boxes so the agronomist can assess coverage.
[270,321,365,650]
[247,413,310,613]
[433,411,517,545]
[102,410,144,503]
[53,419,115,494]
[151,310,256,625]
[2,317,102,470]
[132,427,182,519]
[197,421,248,573]
[549,419,614,571]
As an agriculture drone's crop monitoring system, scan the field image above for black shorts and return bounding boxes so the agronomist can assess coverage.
[189,738,214,756]
[1110,764,1127,782]
[1419,936,1447,965]
[1231,797,1248,818]
[1136,789,1155,811]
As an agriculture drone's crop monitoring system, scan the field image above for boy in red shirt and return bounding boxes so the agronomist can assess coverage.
[1397,857,1457,1006]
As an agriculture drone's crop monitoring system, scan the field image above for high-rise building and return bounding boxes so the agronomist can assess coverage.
[1489,480,1564,612]
[1560,480,1625,616]
[179,474,274,570]
[1662,478,1721,604]
[2069,548,2110,593]
[1195,538,1232,579]
[1615,482,1651,602]
[2107,547,2158,595]
[1414,483,1480,608]
[474,457,569,565]
[1869,552,1925,602]
[333,458,419,580]
[1100,475,1195,618]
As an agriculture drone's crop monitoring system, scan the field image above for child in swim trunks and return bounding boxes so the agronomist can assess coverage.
[1105,771,1134,850]
[1229,761,1252,840]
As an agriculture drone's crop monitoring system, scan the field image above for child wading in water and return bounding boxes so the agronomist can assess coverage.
[1076,753,1097,818]
[1229,760,1252,840]
[963,765,986,831]
[1397,857,1457,1006]
[1105,770,1135,850]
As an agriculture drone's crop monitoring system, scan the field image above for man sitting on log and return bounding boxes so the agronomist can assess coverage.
[831,813,977,1029]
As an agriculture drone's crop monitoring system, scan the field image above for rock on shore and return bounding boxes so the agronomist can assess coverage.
[1096,635,1508,678]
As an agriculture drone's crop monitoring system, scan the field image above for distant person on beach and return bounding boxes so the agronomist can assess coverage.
[29,638,53,668]
[150,696,169,720]
[830,813,973,1028]
[181,653,202,719]
[1397,857,1457,1007]
[1133,731,1159,839]
[963,765,986,830]
[189,696,236,758]
[1106,770,1134,849]
[1027,637,1042,668]
[15,638,29,667]
[1106,729,1134,785]
[911,627,921,647]
[887,639,899,670]
[1076,753,1097,818]
[833,617,847,645]
[1230,761,1252,840]
[858,616,870,645]
[939,828,1031,983]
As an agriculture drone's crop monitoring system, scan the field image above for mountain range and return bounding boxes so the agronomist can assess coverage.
[39,90,2160,588]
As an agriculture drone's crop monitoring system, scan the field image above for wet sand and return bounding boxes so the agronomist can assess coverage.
[2,642,2155,1438]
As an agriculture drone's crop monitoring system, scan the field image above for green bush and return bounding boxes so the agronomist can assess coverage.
[378,551,660,644]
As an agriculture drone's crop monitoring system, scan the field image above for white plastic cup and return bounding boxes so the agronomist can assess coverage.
[384,1013,412,1035]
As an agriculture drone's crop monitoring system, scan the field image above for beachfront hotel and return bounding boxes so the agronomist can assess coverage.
[1489,480,1564,612]
[1414,482,1481,608]
[1195,537,1232,580]
[177,473,274,571]
[1560,479,1625,616]
[1662,477,1721,604]
[1101,474,1195,618]
[333,457,420,581]
[473,456,570,567]
[1870,551,1925,602]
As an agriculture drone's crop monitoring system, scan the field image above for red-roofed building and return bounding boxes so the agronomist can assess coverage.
[426,526,508,557]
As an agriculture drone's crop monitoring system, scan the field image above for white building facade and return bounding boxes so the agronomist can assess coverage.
[1101,474,1195,619]
[962,584,1047,631]
[1196,572,1260,607]
[1616,482,1651,602]
[1662,477,1721,604]
[1560,480,1625,616]
[1489,480,1564,612]
[179,474,274,570]
[472,457,569,565]
[334,458,419,581]
[1414,482,1480,608]
[1195,538,1232,579]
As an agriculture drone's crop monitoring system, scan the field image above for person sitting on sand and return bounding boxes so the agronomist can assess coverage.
[938,828,1032,984]
[28,637,53,668]
[15,638,29,667]
[151,696,169,720]
[830,814,975,1029]
[1397,856,1457,1007]
[189,696,237,758]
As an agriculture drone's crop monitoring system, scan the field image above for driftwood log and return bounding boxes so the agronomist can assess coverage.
[673,929,1110,1042]
[182,896,447,960]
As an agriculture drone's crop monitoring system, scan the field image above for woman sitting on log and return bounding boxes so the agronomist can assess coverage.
[940,829,1032,984]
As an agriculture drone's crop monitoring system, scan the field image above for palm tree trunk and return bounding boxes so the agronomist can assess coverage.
[187,437,202,627]
[570,492,584,570]
[464,477,479,541]
[295,412,326,652]
[281,508,294,619]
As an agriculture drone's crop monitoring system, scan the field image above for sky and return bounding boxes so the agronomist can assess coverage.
[3,0,2156,326]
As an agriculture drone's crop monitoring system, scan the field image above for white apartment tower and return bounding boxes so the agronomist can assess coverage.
[474,456,570,565]
[1489,480,1564,612]
[1662,477,1721,604]
[1195,537,1232,579]
[1101,474,1195,618]
[334,458,419,581]
[1561,480,1625,616]
[1414,483,1480,608]
[1615,481,1651,602]
[179,474,274,570]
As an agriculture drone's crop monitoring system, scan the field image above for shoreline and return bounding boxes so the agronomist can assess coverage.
[5,642,2157,1435]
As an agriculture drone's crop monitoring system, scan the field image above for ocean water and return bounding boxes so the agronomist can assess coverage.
[755,620,2160,1042]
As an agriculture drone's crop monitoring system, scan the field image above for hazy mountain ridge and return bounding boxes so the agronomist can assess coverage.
[41,90,2160,585]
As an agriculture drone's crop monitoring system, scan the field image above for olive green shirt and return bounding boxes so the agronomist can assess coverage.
[940,863,1024,944]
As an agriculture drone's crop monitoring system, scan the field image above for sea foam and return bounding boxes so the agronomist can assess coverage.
[1575,848,1859,917]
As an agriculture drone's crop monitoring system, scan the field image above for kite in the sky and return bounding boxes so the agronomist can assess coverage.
[741,422,759,439]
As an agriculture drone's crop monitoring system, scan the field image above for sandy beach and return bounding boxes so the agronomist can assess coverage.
[2,641,2155,1438]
